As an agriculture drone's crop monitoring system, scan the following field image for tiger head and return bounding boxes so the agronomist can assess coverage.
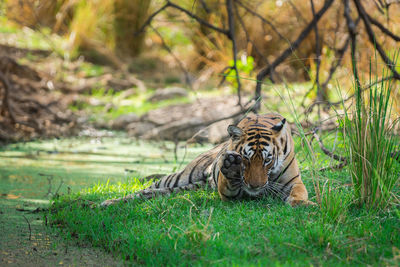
[227,113,291,195]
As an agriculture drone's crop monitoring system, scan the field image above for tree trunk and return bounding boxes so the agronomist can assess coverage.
[114,0,151,57]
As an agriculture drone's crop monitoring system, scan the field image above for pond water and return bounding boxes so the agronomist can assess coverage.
[0,135,212,202]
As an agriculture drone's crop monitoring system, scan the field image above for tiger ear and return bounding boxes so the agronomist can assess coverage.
[227,125,243,140]
[271,118,286,132]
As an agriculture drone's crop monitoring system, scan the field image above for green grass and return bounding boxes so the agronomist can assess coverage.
[47,134,400,266]
[49,176,400,266]
[0,130,398,266]
[342,69,399,209]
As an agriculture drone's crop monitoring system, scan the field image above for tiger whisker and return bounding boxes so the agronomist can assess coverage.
[266,188,285,200]
[266,184,287,198]
[265,186,286,200]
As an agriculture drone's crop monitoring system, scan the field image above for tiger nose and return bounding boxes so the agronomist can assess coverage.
[248,180,265,188]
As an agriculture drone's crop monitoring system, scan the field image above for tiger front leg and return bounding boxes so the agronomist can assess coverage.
[286,182,315,206]
[218,151,244,200]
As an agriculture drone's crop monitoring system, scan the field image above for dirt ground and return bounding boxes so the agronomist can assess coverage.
[0,198,124,266]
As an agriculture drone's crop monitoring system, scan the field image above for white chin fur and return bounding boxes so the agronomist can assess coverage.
[242,185,265,197]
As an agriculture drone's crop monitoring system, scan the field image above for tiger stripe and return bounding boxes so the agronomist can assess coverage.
[101,113,310,207]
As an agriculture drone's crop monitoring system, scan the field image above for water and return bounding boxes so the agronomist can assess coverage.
[0,136,211,201]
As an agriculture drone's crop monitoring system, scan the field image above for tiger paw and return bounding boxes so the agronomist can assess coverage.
[220,151,243,182]
[286,197,317,207]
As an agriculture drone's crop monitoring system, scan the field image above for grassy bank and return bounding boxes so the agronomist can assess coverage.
[47,135,400,266]
[49,173,400,266]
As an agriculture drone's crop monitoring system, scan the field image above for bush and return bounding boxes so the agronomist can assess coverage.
[342,71,399,210]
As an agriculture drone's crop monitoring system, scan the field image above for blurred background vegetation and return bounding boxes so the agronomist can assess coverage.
[0,0,399,142]
[0,2,399,264]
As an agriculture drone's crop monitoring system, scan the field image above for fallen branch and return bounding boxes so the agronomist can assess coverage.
[318,162,347,172]
[313,131,347,162]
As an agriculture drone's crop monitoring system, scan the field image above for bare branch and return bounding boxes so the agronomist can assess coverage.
[233,1,271,70]
[353,0,400,79]
[345,0,361,89]
[226,0,242,107]
[313,131,347,162]
[311,0,323,102]
[22,215,32,241]
[174,106,249,137]
[235,0,286,41]
[136,3,170,35]
[320,33,351,90]
[167,1,229,35]
[319,162,347,172]
[150,26,193,88]
[253,0,335,111]
[136,1,228,36]
[329,75,395,106]
[366,13,400,42]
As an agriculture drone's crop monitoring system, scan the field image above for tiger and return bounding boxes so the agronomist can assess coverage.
[101,113,311,207]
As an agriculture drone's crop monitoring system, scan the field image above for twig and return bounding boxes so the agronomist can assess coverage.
[137,1,228,36]
[136,3,170,35]
[366,13,400,42]
[320,32,352,90]
[233,2,271,70]
[150,26,193,88]
[319,162,347,172]
[313,131,347,162]
[218,66,234,87]
[300,31,351,110]
[345,0,361,89]
[54,179,64,196]
[235,0,286,41]
[176,106,251,138]
[353,0,400,80]
[311,0,323,102]
[226,0,242,107]
[253,0,335,112]
[22,215,32,241]
[329,75,394,106]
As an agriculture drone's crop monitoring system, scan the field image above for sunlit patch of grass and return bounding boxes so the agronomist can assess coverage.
[84,178,152,199]
[0,21,66,52]
[77,62,104,77]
